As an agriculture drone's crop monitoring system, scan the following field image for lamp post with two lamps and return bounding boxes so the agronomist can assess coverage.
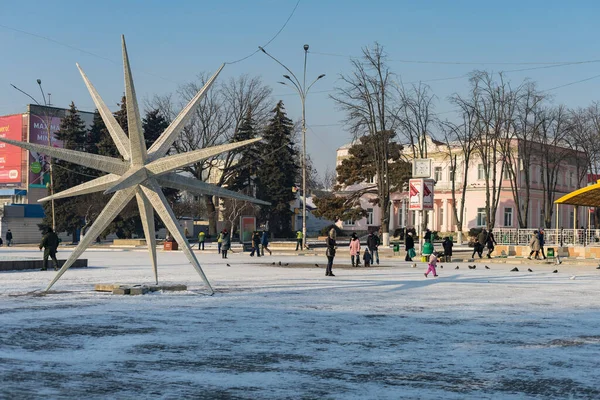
[10,79,56,231]
[259,44,325,250]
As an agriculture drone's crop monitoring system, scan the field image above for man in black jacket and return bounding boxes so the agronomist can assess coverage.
[366,231,381,265]
[405,232,415,261]
[39,228,60,271]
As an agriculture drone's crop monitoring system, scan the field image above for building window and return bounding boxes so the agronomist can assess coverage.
[366,208,374,225]
[193,195,201,202]
[449,166,455,181]
[477,164,485,180]
[569,172,574,188]
[344,219,355,226]
[434,166,442,182]
[504,207,513,227]
[411,211,416,226]
[439,206,444,228]
[569,210,574,228]
[476,208,486,227]
[540,167,544,184]
[503,167,511,180]
[367,175,376,184]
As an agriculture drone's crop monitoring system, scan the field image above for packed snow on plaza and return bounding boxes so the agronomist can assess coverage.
[1,248,600,399]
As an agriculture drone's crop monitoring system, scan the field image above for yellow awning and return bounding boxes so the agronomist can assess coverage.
[554,180,600,207]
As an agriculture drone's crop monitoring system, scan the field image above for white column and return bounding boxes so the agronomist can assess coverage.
[442,199,448,232]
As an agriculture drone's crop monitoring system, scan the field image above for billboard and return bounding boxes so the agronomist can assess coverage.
[27,113,63,187]
[409,178,435,211]
[0,115,24,184]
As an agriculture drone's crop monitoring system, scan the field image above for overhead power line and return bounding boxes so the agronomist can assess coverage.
[309,50,600,66]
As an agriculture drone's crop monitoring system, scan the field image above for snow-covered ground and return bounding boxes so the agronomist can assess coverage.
[1,248,600,399]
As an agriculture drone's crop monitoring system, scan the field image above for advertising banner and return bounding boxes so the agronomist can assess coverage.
[409,179,422,210]
[423,179,434,210]
[409,178,435,210]
[239,216,256,243]
[0,115,24,184]
[28,114,62,187]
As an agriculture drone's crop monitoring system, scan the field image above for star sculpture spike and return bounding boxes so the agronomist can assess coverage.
[0,36,270,295]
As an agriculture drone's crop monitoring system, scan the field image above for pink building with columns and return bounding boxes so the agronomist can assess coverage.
[335,136,590,236]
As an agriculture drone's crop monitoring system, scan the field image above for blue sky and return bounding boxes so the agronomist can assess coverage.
[2,0,600,175]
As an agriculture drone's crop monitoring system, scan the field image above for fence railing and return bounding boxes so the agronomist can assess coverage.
[493,228,600,247]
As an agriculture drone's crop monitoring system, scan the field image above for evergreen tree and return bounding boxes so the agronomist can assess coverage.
[226,109,261,194]
[255,101,299,237]
[97,95,126,158]
[142,109,168,150]
[40,102,88,242]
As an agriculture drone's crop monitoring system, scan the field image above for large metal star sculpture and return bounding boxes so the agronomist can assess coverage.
[0,36,269,295]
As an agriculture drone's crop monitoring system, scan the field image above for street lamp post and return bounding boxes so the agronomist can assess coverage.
[10,80,56,231]
[259,45,325,250]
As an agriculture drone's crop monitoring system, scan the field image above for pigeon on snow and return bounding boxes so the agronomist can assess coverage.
[315,264,319,267]
[278,261,282,266]
[528,268,533,272]
[485,266,490,269]
[226,264,231,267]
[553,270,558,273]
[569,275,577,280]
[455,266,459,270]
[511,267,519,272]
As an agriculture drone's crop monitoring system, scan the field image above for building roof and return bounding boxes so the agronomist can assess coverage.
[554,181,600,207]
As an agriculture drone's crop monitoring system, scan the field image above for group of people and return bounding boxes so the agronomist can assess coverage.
[528,228,547,260]
[324,230,381,277]
[471,228,497,259]
[250,230,272,257]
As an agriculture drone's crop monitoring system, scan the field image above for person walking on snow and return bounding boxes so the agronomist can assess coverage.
[39,227,60,271]
[197,231,205,250]
[528,230,541,260]
[349,232,361,267]
[221,230,231,259]
[405,231,415,261]
[424,252,439,278]
[261,230,272,256]
[250,231,261,257]
[442,237,453,262]
[538,228,547,259]
[6,229,13,246]
[367,231,380,265]
[486,230,497,258]
[217,231,223,254]
[363,248,372,267]
[295,230,303,251]
[325,228,337,276]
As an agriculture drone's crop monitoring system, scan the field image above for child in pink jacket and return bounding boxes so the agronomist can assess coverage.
[349,233,361,267]
[424,252,439,278]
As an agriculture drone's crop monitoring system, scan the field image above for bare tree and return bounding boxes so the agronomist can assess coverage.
[330,42,398,245]
[470,71,519,230]
[503,81,545,228]
[441,88,478,243]
[537,105,571,228]
[221,197,257,235]
[393,82,437,158]
[148,74,272,235]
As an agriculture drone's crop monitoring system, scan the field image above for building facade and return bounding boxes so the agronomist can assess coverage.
[335,136,590,236]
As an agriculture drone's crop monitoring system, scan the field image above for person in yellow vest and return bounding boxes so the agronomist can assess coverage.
[295,230,303,251]
[217,231,223,254]
[198,231,205,250]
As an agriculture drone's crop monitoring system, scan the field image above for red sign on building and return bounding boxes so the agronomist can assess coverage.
[0,115,24,184]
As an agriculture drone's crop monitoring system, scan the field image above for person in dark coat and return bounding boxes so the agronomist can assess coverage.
[424,229,432,243]
[472,229,487,259]
[366,231,380,265]
[39,228,60,271]
[442,237,453,262]
[250,231,261,257]
[6,229,13,246]
[538,228,547,259]
[221,229,231,259]
[486,230,497,258]
[405,232,415,261]
[261,230,272,256]
[325,228,337,276]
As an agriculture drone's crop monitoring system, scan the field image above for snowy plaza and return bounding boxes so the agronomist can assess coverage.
[1,248,600,399]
